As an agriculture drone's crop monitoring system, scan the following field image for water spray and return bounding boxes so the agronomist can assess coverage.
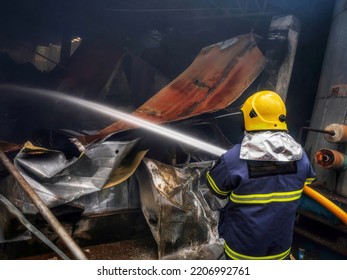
[1,84,228,157]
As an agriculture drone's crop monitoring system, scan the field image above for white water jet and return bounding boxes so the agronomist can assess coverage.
[1,84,227,157]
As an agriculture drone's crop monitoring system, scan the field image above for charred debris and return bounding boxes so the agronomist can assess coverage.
[1,0,345,260]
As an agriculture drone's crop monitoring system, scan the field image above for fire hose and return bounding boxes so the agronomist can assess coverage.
[303,185,347,225]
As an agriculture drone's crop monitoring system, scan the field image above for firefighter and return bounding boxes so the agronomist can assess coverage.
[206,90,315,260]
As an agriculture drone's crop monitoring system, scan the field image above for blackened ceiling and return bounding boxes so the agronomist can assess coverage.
[0,0,336,78]
[0,0,335,45]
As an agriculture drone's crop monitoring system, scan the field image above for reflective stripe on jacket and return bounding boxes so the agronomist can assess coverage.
[206,144,315,260]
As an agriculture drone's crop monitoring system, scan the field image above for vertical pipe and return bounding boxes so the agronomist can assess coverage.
[0,150,88,260]
[258,14,300,102]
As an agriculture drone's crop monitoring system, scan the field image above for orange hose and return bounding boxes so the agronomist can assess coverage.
[303,185,347,225]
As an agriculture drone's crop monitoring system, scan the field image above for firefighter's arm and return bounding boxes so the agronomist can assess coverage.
[206,158,232,199]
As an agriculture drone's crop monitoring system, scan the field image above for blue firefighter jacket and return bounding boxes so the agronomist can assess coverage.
[206,144,315,260]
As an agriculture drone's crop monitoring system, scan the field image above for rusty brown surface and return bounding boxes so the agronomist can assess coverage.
[315,148,347,169]
[79,33,265,145]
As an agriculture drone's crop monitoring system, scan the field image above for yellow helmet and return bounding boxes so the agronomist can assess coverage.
[240,90,287,131]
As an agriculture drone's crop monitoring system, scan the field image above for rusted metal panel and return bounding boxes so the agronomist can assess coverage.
[80,33,265,145]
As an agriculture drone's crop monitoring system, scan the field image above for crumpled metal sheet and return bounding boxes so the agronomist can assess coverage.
[79,33,265,145]
[240,131,303,161]
[72,175,141,217]
[0,139,145,214]
[136,158,226,260]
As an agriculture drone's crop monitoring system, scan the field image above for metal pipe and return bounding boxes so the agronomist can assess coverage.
[0,149,88,260]
[298,126,335,145]
[301,126,335,136]
[324,123,347,143]
[315,148,347,170]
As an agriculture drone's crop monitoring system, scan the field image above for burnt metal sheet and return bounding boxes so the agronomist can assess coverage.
[136,158,226,260]
[0,33,264,152]
[80,33,265,145]
[0,139,145,214]
[72,175,142,217]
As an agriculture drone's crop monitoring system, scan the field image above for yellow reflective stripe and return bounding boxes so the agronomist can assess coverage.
[230,188,303,204]
[206,171,230,196]
[305,177,315,185]
[225,242,291,260]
